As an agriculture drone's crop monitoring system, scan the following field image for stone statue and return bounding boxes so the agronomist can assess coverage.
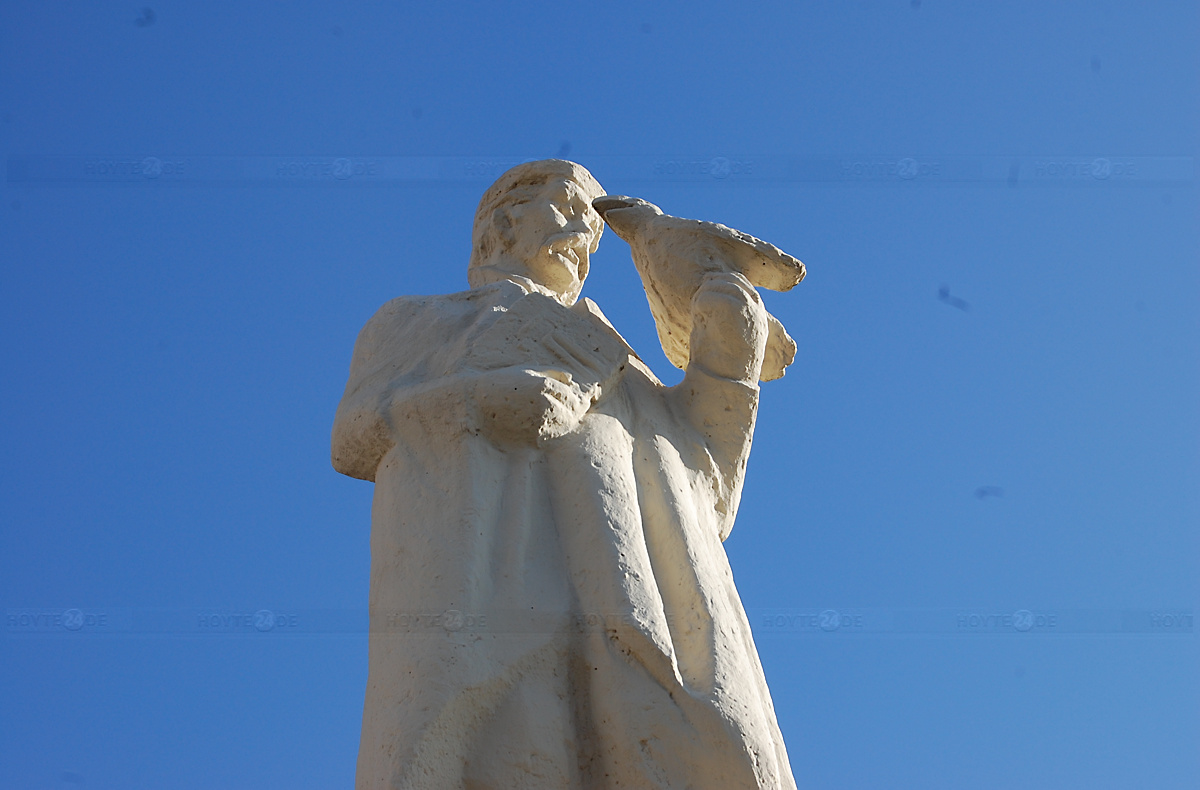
[332,160,801,789]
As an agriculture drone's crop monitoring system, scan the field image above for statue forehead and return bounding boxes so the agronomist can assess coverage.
[482,160,603,203]
[505,175,599,206]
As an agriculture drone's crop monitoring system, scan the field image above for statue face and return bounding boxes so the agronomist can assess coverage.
[504,177,602,298]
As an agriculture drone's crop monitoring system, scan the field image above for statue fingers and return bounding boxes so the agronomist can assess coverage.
[530,367,575,387]
[543,333,612,384]
[696,271,762,308]
[539,374,590,408]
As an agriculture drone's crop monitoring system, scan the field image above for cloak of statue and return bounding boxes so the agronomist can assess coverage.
[333,275,796,789]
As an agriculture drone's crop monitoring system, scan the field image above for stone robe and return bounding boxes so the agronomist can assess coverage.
[333,278,796,789]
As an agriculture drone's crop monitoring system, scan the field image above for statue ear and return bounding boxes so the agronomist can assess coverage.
[492,207,515,249]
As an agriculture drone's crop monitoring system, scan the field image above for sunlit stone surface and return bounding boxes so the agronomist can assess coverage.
[333,160,802,789]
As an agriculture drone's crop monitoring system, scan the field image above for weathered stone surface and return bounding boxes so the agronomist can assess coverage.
[593,195,804,382]
[333,160,800,789]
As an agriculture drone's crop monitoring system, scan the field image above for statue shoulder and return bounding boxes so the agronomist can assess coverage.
[355,282,523,355]
[369,281,520,322]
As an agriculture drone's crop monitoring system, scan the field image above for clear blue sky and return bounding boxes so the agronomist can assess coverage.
[2,2,1196,788]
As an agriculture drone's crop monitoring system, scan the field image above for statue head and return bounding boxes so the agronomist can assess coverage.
[468,160,605,305]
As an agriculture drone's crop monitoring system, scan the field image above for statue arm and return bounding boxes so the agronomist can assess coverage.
[334,363,598,483]
[666,273,768,538]
[330,299,469,482]
[331,312,400,482]
[333,299,601,481]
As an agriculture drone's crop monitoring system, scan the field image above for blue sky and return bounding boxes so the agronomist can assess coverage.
[2,2,1196,788]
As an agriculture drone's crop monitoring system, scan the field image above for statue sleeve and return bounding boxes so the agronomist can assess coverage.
[331,305,400,482]
[667,368,761,541]
[331,296,480,482]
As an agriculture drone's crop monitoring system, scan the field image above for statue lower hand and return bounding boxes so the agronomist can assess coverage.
[687,272,769,383]
[473,367,598,446]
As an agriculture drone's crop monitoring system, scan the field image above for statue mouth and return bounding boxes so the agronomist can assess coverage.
[545,232,589,268]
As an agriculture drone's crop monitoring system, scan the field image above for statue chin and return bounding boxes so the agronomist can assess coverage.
[469,254,582,305]
[531,249,583,298]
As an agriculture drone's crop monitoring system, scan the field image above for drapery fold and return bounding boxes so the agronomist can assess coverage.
[334,280,796,789]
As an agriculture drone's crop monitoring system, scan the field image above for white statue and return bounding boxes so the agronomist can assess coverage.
[333,160,801,789]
